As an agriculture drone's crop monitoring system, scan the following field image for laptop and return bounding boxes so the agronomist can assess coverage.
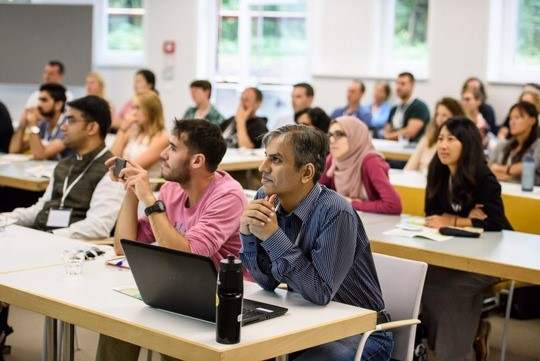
[120,239,288,325]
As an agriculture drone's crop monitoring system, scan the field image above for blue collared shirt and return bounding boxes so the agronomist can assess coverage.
[331,106,373,126]
[240,184,384,311]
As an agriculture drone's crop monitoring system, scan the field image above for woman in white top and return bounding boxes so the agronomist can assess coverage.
[110,90,169,179]
[404,97,465,174]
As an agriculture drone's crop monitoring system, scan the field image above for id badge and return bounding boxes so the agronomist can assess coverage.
[46,207,72,228]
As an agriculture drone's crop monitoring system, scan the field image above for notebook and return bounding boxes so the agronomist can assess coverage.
[120,239,288,325]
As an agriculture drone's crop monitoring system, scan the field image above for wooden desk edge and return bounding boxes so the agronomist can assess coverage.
[0,175,48,191]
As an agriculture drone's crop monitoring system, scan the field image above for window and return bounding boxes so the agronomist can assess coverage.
[213,0,308,127]
[488,0,540,83]
[217,0,308,83]
[94,0,145,66]
[378,0,430,79]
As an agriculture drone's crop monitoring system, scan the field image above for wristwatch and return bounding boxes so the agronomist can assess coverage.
[30,125,40,135]
[144,200,166,216]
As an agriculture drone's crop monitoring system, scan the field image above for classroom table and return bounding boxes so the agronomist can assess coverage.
[371,139,415,161]
[389,169,540,234]
[0,225,376,361]
[364,215,540,285]
[363,215,540,361]
[0,148,267,192]
[0,154,55,192]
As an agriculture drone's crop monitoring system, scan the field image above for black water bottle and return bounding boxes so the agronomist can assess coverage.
[216,254,243,344]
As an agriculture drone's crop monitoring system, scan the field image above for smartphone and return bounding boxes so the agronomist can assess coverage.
[114,158,127,178]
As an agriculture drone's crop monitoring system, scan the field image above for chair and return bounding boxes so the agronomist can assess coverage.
[355,253,428,361]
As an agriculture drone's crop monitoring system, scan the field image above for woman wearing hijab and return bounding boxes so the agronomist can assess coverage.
[319,116,402,214]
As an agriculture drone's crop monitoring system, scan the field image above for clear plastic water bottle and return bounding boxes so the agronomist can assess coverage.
[216,254,243,344]
[521,152,535,192]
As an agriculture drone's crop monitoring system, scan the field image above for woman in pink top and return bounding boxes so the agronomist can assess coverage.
[319,116,402,214]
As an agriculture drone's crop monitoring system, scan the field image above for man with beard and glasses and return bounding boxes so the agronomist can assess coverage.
[9,83,74,160]
[96,118,247,361]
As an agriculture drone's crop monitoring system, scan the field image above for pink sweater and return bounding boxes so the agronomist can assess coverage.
[320,154,402,215]
[137,171,248,272]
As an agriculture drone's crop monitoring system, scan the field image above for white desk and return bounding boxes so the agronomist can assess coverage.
[389,169,540,234]
[218,148,265,172]
[0,260,376,360]
[364,215,540,285]
[0,155,55,191]
[372,139,415,162]
[0,225,100,274]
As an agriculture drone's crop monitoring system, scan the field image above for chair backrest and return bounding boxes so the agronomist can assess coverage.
[373,253,428,361]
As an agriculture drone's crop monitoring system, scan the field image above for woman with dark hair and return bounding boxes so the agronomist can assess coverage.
[295,107,331,133]
[112,69,157,132]
[462,77,497,131]
[490,101,540,185]
[497,90,540,140]
[404,97,465,173]
[421,116,511,361]
[319,116,402,214]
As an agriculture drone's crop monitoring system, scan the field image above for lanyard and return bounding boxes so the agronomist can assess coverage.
[60,147,108,208]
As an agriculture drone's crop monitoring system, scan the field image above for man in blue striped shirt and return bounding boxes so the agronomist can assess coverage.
[239,124,393,361]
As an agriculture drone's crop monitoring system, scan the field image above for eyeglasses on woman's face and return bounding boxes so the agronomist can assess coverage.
[327,130,347,140]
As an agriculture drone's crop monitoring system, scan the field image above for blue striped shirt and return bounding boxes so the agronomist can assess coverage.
[239,184,384,311]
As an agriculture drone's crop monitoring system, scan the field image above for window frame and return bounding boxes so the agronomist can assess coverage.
[376,0,431,80]
[93,0,145,67]
[488,0,540,83]
[214,0,309,87]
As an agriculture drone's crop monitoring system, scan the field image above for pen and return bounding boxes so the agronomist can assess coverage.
[115,260,123,267]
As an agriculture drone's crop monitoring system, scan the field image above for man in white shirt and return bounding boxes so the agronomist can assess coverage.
[268,82,315,130]
[24,60,74,108]
[5,96,124,239]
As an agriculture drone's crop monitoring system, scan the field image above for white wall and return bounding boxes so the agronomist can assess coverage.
[310,0,522,125]
[0,0,526,128]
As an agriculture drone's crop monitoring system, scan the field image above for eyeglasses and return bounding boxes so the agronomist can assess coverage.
[65,116,85,125]
[327,130,347,140]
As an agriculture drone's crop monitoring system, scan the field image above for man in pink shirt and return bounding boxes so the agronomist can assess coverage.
[96,118,247,361]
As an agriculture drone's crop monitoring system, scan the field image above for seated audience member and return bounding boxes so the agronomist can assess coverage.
[268,83,315,130]
[0,100,13,153]
[490,102,540,185]
[85,71,115,115]
[383,72,430,143]
[294,107,331,133]
[4,96,124,239]
[220,87,268,148]
[462,76,497,132]
[96,119,247,361]
[109,91,169,179]
[498,90,540,140]
[362,81,393,134]
[461,88,491,148]
[24,60,74,110]
[422,116,511,361]
[404,97,465,174]
[113,69,157,132]
[239,124,393,361]
[9,83,73,160]
[330,80,372,125]
[320,117,402,214]
[182,80,224,125]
